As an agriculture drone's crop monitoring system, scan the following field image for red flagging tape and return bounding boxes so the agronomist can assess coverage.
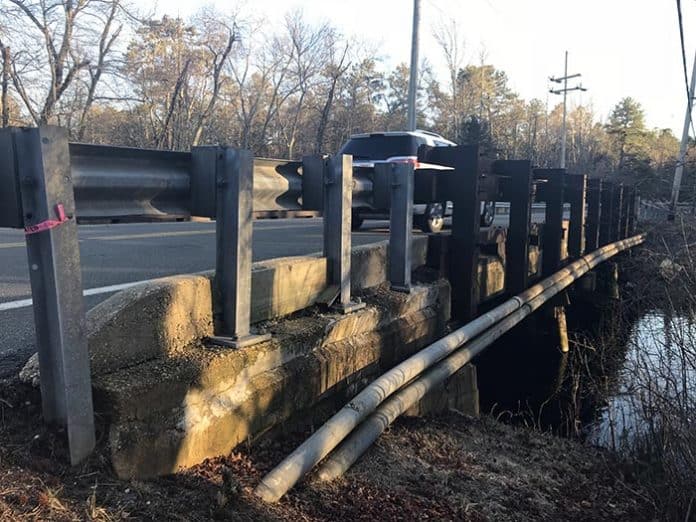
[24,204,70,235]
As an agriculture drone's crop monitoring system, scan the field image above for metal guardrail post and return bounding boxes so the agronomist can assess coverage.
[388,163,414,292]
[620,187,631,239]
[627,189,637,234]
[566,174,586,258]
[599,181,613,246]
[204,146,271,348]
[610,184,624,242]
[497,160,533,295]
[585,178,602,251]
[419,145,481,321]
[323,154,365,313]
[538,169,565,277]
[301,155,327,212]
[448,146,481,321]
[1,126,95,464]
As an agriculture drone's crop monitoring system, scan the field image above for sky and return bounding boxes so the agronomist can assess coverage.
[157,0,696,137]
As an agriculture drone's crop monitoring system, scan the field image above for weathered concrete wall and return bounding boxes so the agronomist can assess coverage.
[20,234,544,390]
[94,281,452,478]
[21,237,429,381]
[18,230,557,480]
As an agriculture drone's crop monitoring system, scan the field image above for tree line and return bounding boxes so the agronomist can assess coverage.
[0,0,691,199]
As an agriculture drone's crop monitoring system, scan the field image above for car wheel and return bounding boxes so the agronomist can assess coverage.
[480,201,495,228]
[418,203,445,233]
[351,209,364,231]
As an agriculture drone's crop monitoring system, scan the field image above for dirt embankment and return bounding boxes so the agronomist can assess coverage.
[0,379,653,521]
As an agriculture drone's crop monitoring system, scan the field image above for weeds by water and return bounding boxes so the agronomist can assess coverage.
[566,216,696,520]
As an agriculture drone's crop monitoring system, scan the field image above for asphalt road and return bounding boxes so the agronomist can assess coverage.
[0,218,392,378]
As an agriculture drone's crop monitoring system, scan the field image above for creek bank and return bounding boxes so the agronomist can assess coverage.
[0,379,654,521]
[472,224,695,521]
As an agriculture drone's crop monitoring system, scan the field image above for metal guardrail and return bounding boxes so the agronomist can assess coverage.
[0,126,394,465]
[0,125,640,467]
[71,144,311,221]
[70,144,191,220]
[5,141,374,223]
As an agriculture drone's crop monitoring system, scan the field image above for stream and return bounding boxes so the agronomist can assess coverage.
[475,298,696,454]
[586,310,696,453]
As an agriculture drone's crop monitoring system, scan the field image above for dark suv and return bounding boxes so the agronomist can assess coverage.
[338,130,495,232]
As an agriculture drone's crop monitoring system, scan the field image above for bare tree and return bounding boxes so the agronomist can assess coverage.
[123,16,195,147]
[280,11,334,158]
[76,0,124,139]
[5,0,91,124]
[227,29,290,150]
[433,19,465,140]
[190,10,237,146]
[227,27,301,154]
[0,0,130,129]
[256,35,297,154]
[122,10,239,150]
[156,57,191,148]
[314,38,350,153]
[1,43,9,127]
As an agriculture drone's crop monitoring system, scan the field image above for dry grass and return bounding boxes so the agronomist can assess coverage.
[558,215,696,520]
[624,217,696,519]
[330,415,652,521]
[0,375,655,521]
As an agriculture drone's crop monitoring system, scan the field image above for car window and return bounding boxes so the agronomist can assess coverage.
[415,137,430,149]
[339,135,418,159]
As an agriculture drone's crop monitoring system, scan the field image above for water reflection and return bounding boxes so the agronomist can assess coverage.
[587,311,696,452]
[475,298,696,454]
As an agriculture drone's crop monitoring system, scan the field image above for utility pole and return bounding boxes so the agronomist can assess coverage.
[406,0,420,131]
[550,51,587,169]
[1,46,9,127]
[669,49,696,220]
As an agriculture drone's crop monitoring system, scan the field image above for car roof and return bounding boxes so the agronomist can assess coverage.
[348,130,456,145]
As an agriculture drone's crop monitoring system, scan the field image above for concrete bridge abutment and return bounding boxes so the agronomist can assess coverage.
[17,227,607,479]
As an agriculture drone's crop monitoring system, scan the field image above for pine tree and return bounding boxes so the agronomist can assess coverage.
[605,97,648,172]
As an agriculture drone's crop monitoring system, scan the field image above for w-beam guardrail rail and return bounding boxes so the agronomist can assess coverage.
[0,125,640,465]
[638,200,693,222]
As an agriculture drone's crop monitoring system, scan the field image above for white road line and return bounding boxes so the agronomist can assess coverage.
[0,221,322,247]
[0,225,307,247]
[88,223,320,241]
[90,230,216,241]
[0,277,178,312]
[0,297,33,311]
[0,242,25,249]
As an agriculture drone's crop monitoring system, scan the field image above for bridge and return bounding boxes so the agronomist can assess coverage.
[0,126,643,497]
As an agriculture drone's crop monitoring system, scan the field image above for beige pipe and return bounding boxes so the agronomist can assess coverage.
[254,234,645,502]
[316,261,595,481]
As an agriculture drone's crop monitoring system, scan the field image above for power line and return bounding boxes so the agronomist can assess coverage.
[676,0,696,137]
[407,0,420,131]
